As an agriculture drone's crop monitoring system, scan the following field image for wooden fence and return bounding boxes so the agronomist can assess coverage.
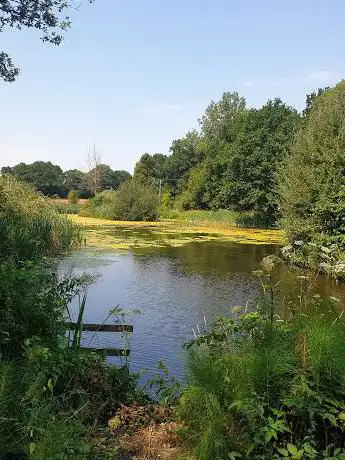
[65,322,133,356]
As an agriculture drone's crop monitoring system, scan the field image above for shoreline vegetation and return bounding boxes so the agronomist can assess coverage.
[3,82,345,457]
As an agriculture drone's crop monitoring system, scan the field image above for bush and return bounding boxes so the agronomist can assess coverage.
[114,181,159,221]
[178,262,345,459]
[81,182,159,221]
[0,261,90,359]
[279,81,345,247]
[0,175,82,261]
[68,189,79,204]
[0,347,142,458]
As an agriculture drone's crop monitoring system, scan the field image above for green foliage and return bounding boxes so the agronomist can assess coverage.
[0,0,92,82]
[279,81,345,272]
[175,162,209,210]
[216,99,300,216]
[0,175,82,261]
[63,168,90,198]
[133,153,168,186]
[0,261,85,358]
[132,91,300,224]
[67,189,79,204]
[87,164,132,195]
[279,81,345,242]
[145,360,182,405]
[178,266,345,459]
[0,346,140,458]
[54,201,80,214]
[2,161,65,196]
[83,181,160,221]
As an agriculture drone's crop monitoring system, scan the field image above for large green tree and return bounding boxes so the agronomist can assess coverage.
[133,153,167,186]
[63,169,90,198]
[2,161,64,195]
[199,91,246,143]
[0,0,92,82]
[279,81,345,244]
[217,98,301,216]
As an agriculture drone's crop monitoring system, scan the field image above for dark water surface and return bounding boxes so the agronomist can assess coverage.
[61,239,345,379]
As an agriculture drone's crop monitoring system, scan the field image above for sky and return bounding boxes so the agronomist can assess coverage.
[1,0,344,173]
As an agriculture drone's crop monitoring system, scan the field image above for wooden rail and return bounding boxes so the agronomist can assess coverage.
[65,323,133,333]
[65,322,133,356]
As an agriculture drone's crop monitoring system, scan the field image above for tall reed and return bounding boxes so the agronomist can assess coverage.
[0,175,83,261]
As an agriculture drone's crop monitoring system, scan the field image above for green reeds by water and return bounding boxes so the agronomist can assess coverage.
[0,175,83,261]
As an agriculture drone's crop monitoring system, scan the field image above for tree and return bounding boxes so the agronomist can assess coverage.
[166,130,204,195]
[199,91,246,143]
[113,181,159,221]
[279,81,345,244]
[87,146,102,195]
[217,99,301,218]
[0,0,93,82]
[2,161,64,195]
[63,169,90,198]
[175,162,209,210]
[133,153,168,186]
[112,170,132,189]
[302,87,330,117]
[87,164,131,193]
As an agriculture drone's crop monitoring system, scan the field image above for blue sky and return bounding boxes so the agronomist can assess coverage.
[1,0,344,173]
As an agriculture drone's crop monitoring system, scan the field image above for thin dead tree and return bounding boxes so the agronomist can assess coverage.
[87,145,101,196]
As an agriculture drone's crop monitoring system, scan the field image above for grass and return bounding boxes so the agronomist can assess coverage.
[0,176,83,261]
[68,214,283,251]
[178,280,345,459]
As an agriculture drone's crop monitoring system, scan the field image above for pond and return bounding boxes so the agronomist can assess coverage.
[61,218,345,380]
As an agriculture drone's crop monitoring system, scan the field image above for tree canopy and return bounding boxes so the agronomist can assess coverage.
[132,91,301,222]
[279,80,345,245]
[1,161,131,197]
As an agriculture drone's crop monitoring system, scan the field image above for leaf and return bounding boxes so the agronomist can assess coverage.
[303,443,317,455]
[287,443,299,456]
[47,378,54,393]
[338,412,345,421]
[276,447,289,457]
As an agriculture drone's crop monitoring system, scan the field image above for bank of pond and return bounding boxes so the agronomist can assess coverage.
[3,177,345,459]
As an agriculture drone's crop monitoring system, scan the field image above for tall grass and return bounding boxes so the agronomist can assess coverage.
[0,175,83,261]
[178,264,345,459]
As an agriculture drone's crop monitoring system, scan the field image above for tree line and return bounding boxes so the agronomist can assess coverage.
[1,161,131,198]
[133,88,329,224]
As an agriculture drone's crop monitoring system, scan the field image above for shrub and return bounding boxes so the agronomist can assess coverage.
[0,261,91,359]
[178,264,345,459]
[0,175,82,261]
[114,181,159,221]
[0,347,142,457]
[81,182,159,221]
[68,189,79,204]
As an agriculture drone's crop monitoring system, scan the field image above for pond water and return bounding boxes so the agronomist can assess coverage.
[61,224,345,380]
